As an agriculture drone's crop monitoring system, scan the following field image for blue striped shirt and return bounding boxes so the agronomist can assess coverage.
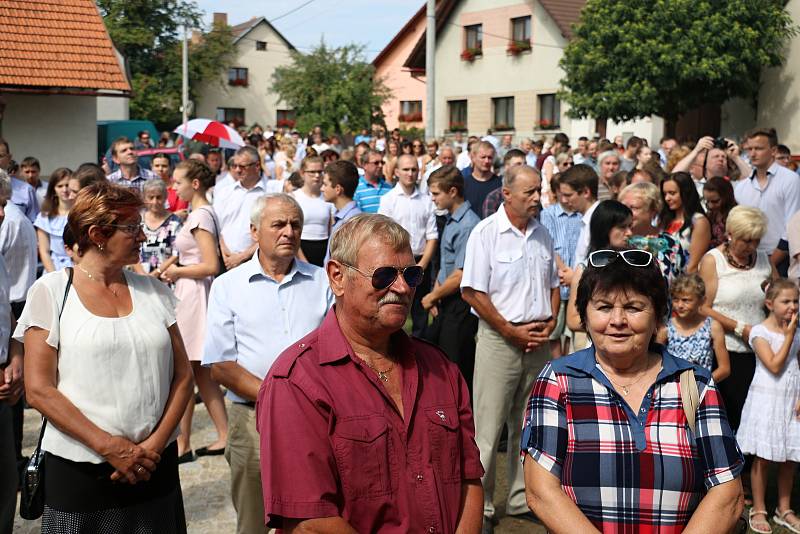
[353,176,392,214]
[539,202,582,300]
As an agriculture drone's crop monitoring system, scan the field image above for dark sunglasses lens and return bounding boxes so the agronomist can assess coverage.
[589,250,617,268]
[621,250,651,266]
[402,266,425,288]
[371,267,399,290]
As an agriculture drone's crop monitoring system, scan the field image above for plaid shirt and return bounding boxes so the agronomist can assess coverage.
[521,346,743,533]
[107,166,159,195]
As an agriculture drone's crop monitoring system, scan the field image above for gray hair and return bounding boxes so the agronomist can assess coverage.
[250,193,304,230]
[235,145,260,164]
[503,164,539,189]
[598,150,620,166]
[0,169,10,199]
[142,178,167,196]
[329,214,410,267]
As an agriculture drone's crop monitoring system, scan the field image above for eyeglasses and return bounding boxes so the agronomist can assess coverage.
[106,221,145,235]
[588,249,653,268]
[341,262,425,290]
[231,162,258,170]
[367,160,384,166]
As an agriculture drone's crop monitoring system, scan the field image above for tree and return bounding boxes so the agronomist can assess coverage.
[559,0,797,129]
[271,42,391,135]
[97,0,236,128]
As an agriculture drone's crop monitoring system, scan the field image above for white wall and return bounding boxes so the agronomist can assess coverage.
[195,21,294,126]
[3,93,97,174]
[96,93,130,121]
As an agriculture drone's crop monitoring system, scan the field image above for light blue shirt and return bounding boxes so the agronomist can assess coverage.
[324,201,362,265]
[10,177,38,222]
[438,200,480,285]
[539,202,582,300]
[202,251,333,403]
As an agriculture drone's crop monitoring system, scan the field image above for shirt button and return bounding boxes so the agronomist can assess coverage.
[299,343,305,348]
[428,527,436,533]
[416,474,424,482]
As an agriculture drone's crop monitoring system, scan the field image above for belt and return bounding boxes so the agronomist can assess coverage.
[511,317,552,326]
[234,401,256,409]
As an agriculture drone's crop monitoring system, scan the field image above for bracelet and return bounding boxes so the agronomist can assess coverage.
[734,321,745,337]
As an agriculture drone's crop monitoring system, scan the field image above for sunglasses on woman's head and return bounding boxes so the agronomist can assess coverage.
[588,249,653,268]
[341,263,425,290]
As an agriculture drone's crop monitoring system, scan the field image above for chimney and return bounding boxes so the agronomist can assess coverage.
[191,30,203,45]
[213,12,227,27]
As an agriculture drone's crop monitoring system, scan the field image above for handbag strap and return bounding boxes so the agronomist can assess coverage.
[679,368,700,435]
[33,267,74,451]
[199,205,225,263]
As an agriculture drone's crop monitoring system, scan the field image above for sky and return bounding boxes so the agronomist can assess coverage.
[193,0,422,60]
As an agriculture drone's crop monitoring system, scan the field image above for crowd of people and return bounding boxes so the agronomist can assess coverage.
[0,122,800,533]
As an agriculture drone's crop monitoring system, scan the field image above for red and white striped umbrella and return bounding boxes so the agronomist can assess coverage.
[173,119,245,149]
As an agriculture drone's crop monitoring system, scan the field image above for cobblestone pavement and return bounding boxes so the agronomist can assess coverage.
[14,401,544,533]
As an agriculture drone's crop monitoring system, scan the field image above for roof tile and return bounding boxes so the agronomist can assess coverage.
[0,0,130,92]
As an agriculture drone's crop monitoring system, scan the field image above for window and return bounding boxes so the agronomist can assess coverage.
[511,16,531,43]
[228,67,248,86]
[492,97,514,130]
[216,107,245,127]
[538,94,561,129]
[399,100,422,122]
[465,24,483,52]
[276,109,296,128]
[448,100,467,131]
[255,41,267,51]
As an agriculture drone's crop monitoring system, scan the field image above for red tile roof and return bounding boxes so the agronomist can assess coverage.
[538,0,585,40]
[0,0,131,93]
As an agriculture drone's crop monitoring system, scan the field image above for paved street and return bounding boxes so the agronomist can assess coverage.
[13,401,545,533]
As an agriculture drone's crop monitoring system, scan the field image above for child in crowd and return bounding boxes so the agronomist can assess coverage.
[660,273,730,383]
[737,278,800,534]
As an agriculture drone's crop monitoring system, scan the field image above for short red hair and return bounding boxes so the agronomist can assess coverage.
[68,182,142,254]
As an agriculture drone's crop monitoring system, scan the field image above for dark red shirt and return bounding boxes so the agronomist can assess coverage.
[257,308,483,533]
[166,187,188,212]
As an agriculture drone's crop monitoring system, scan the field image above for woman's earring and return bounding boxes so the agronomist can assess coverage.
[98,243,104,253]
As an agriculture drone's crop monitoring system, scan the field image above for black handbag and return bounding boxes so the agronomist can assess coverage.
[19,267,72,520]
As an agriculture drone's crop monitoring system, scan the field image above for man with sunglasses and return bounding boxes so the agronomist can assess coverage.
[353,149,392,213]
[213,146,269,270]
[461,164,560,531]
[258,214,484,533]
[204,193,333,534]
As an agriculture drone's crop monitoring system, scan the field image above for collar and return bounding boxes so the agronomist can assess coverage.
[556,344,695,383]
[392,182,420,197]
[749,162,779,180]
[334,201,359,220]
[316,307,414,365]
[582,200,600,224]
[550,202,575,217]
[360,175,386,188]
[496,203,539,236]
[449,200,472,223]
[242,250,314,283]
[233,176,267,192]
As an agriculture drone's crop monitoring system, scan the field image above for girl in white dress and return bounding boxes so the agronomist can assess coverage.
[738,278,800,534]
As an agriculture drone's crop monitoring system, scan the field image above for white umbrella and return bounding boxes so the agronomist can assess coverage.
[173,119,245,150]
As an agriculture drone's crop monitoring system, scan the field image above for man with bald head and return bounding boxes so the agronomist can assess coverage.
[204,193,333,533]
[672,136,751,197]
[259,214,483,532]
[461,164,559,530]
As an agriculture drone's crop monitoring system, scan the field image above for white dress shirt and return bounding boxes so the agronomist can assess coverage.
[202,253,333,403]
[378,183,438,256]
[0,202,37,303]
[574,200,600,266]
[734,162,800,252]
[212,176,269,253]
[461,205,559,323]
[456,151,472,171]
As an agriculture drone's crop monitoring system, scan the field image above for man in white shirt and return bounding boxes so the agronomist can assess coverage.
[379,154,438,336]
[213,146,270,269]
[456,136,479,170]
[204,193,333,534]
[567,164,601,267]
[0,171,36,319]
[734,127,800,255]
[461,165,559,529]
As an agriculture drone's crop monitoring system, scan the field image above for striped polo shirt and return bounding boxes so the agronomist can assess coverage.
[353,176,392,214]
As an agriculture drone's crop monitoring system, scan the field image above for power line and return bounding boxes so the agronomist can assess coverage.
[270,0,316,23]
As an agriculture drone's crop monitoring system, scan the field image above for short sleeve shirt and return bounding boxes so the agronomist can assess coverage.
[353,176,392,214]
[521,346,744,532]
[438,201,480,284]
[257,309,484,533]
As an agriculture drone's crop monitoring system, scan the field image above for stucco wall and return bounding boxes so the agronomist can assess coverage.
[3,93,97,174]
[195,22,294,127]
[375,13,427,131]
[757,0,800,150]
[96,93,130,121]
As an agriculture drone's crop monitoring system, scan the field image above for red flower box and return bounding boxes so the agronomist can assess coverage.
[460,47,482,62]
[507,40,531,55]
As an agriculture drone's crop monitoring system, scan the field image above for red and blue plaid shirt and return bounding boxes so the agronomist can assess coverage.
[521,346,743,533]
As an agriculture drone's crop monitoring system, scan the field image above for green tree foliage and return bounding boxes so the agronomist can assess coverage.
[559,0,797,123]
[97,0,236,128]
[272,42,391,135]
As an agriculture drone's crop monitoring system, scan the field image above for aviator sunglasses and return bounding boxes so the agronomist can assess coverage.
[341,263,425,290]
[588,249,653,268]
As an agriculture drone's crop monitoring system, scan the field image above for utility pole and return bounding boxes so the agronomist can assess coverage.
[181,25,189,127]
[425,0,435,140]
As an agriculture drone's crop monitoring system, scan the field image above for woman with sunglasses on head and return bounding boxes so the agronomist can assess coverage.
[16,182,193,532]
[522,249,744,533]
[660,172,711,273]
[566,200,633,337]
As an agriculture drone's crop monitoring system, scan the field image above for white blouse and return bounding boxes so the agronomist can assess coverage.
[293,189,333,241]
[13,270,179,463]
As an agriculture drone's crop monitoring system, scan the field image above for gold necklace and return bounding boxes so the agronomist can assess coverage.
[364,359,394,383]
[77,265,119,297]
[598,355,653,396]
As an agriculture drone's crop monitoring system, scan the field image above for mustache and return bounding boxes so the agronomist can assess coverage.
[379,292,411,307]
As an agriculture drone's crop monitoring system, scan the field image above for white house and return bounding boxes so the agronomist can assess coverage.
[195,13,296,129]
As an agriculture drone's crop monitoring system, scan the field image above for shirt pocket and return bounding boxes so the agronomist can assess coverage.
[425,405,462,484]
[494,249,525,285]
[332,415,394,499]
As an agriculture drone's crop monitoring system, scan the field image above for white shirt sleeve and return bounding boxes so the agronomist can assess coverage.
[13,273,61,349]
[425,204,438,241]
[460,226,489,293]
[202,277,238,366]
